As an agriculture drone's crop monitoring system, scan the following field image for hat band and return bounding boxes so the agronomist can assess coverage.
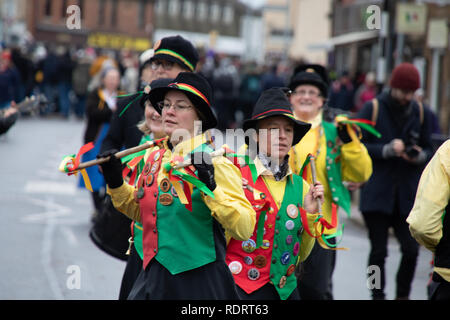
[169,82,210,107]
[155,49,194,71]
[252,108,294,120]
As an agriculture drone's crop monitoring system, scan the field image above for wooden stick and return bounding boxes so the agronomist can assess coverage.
[75,139,165,171]
[172,148,226,169]
[309,155,322,214]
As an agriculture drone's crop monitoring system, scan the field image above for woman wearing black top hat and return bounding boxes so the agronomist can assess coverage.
[98,72,256,299]
[288,65,372,300]
[226,87,325,300]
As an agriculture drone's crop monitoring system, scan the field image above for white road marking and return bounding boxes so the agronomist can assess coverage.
[24,180,77,195]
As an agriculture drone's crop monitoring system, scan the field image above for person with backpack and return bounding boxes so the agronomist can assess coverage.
[356,62,434,300]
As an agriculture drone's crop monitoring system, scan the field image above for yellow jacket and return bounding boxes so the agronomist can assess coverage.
[108,133,256,242]
[289,111,373,234]
[407,140,450,281]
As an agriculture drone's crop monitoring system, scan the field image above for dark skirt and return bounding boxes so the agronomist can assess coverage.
[128,258,240,300]
[236,283,300,300]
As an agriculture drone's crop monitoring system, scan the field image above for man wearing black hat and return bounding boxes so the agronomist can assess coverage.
[288,66,373,300]
[226,87,326,300]
[94,35,199,300]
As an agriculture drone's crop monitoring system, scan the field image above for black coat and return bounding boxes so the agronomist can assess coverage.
[356,91,433,216]
[100,93,144,153]
[84,89,114,143]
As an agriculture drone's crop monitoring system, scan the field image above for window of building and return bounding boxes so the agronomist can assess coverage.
[154,0,165,15]
[223,5,234,24]
[183,0,194,19]
[168,0,180,17]
[210,2,220,23]
[138,0,146,28]
[196,1,207,21]
[44,0,52,17]
[98,0,105,25]
[62,0,67,18]
[111,0,118,26]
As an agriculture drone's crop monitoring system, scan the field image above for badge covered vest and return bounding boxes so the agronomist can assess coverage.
[226,165,305,300]
[434,203,450,269]
[322,121,351,215]
[138,145,217,274]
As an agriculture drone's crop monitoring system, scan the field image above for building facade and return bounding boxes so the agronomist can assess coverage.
[27,0,154,51]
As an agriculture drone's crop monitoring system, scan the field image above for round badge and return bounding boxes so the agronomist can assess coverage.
[143,163,151,175]
[228,261,242,275]
[254,255,267,269]
[286,235,293,245]
[247,268,260,281]
[159,193,173,206]
[293,242,300,256]
[150,162,159,174]
[170,186,178,198]
[243,256,253,265]
[280,251,290,265]
[260,193,266,199]
[261,239,270,250]
[278,275,287,288]
[268,206,275,214]
[137,187,145,199]
[285,220,295,231]
[286,204,299,219]
[145,174,154,187]
[160,178,171,193]
[241,239,256,253]
[286,264,296,276]
[153,151,160,161]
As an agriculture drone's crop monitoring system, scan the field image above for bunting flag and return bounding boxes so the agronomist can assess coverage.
[222,145,258,183]
[297,153,348,250]
[117,91,144,118]
[58,142,95,192]
[335,114,382,140]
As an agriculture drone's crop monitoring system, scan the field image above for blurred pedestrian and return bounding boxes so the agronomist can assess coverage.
[98,72,255,299]
[406,139,450,300]
[72,49,93,119]
[260,64,285,91]
[328,70,355,112]
[356,62,434,300]
[226,87,324,300]
[353,71,377,113]
[81,67,121,219]
[0,101,19,135]
[55,46,74,118]
[237,62,262,124]
[288,65,373,300]
[0,49,21,109]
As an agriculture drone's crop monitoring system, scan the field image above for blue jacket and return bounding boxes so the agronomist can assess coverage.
[356,91,433,216]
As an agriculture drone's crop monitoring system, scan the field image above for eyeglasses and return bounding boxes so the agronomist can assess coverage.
[291,89,321,98]
[151,60,174,71]
[157,101,193,112]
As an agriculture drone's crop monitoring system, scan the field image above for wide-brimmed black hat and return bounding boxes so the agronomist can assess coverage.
[150,35,199,72]
[148,72,217,131]
[243,87,311,146]
[139,77,174,109]
[289,64,329,97]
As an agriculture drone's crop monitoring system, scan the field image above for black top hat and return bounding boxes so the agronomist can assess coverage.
[289,64,329,97]
[150,35,199,72]
[148,72,217,131]
[139,77,174,109]
[243,87,311,146]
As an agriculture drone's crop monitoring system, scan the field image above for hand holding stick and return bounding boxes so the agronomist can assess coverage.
[309,155,322,214]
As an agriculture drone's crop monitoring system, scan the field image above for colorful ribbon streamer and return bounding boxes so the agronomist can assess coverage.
[58,142,94,192]
[335,114,382,139]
